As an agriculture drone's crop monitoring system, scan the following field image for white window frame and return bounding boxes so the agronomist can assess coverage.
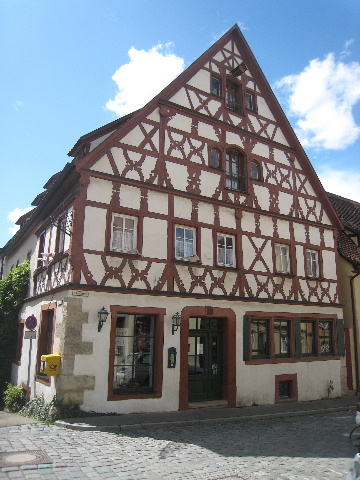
[275,243,290,274]
[217,233,235,267]
[111,214,137,253]
[175,225,196,259]
[306,249,319,278]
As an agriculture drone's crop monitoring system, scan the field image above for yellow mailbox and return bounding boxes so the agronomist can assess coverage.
[41,354,61,376]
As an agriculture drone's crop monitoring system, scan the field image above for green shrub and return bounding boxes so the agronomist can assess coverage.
[19,394,53,421]
[3,383,26,412]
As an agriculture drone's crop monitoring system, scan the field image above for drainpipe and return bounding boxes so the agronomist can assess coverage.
[350,266,360,392]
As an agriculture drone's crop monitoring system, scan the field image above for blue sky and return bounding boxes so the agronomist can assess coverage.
[1,0,359,248]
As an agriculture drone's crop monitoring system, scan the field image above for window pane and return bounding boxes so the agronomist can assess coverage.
[114,314,155,392]
[211,149,220,168]
[176,226,195,258]
[306,250,319,277]
[246,92,254,110]
[112,215,136,252]
[251,320,269,357]
[301,321,315,355]
[211,77,221,96]
[251,161,259,180]
[217,234,234,267]
[275,244,290,273]
[274,320,290,356]
[319,321,333,355]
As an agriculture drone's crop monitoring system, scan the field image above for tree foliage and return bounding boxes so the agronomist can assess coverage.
[0,260,30,395]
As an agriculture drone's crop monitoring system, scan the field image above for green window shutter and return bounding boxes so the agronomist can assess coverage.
[243,315,251,361]
[295,317,302,358]
[337,319,345,357]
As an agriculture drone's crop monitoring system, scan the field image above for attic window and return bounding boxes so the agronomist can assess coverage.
[246,91,256,111]
[211,76,221,96]
[226,80,242,113]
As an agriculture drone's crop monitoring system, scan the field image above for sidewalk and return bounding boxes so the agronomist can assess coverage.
[54,395,357,432]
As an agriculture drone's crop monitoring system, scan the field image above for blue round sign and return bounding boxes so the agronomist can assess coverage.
[25,315,37,330]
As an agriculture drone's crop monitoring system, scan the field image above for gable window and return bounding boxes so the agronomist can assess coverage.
[226,149,246,192]
[113,314,155,394]
[111,214,137,253]
[275,243,290,274]
[306,249,319,278]
[37,233,46,268]
[226,80,241,112]
[211,76,221,96]
[56,216,67,254]
[217,233,235,267]
[175,226,196,259]
[246,91,255,111]
[210,148,221,169]
[250,160,261,180]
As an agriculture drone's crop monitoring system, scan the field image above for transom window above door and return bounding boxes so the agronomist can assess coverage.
[175,226,196,259]
[111,214,137,253]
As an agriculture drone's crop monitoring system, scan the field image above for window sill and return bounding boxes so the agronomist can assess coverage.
[109,391,161,401]
[225,187,248,194]
[246,355,340,365]
[274,273,294,278]
[174,257,201,265]
[36,374,51,386]
[216,264,237,271]
[108,250,142,258]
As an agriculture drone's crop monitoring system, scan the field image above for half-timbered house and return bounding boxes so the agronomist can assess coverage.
[2,25,347,414]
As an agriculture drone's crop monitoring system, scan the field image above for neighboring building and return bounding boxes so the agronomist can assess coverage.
[1,25,347,414]
[328,193,360,393]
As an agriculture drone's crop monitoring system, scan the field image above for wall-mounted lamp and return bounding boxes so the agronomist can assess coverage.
[172,312,182,335]
[98,307,109,332]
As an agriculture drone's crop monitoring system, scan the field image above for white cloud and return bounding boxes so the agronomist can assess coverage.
[275,53,360,150]
[317,166,360,202]
[13,100,25,112]
[7,207,33,235]
[106,43,185,116]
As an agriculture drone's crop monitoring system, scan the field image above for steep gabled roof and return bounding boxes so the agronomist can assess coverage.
[74,24,342,230]
[327,192,360,268]
[327,192,360,235]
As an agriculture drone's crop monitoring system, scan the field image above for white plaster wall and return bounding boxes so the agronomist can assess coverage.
[322,250,337,280]
[293,223,306,244]
[174,196,192,220]
[251,143,269,158]
[166,161,188,191]
[277,219,291,240]
[296,245,305,277]
[91,154,114,174]
[142,218,168,260]
[147,191,168,215]
[219,206,236,229]
[198,202,214,225]
[197,122,219,142]
[87,177,113,204]
[273,149,291,166]
[201,227,213,266]
[83,206,106,251]
[199,171,221,198]
[186,69,210,92]
[323,229,335,248]
[167,113,192,133]
[256,97,275,121]
[119,184,141,210]
[308,225,321,246]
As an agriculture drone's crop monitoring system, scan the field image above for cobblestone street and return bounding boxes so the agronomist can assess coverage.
[0,411,356,480]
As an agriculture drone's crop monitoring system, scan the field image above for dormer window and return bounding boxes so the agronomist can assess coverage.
[211,76,221,96]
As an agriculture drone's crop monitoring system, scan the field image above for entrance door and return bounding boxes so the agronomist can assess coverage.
[188,317,223,403]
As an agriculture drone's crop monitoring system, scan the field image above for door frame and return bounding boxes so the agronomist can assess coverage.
[179,306,236,410]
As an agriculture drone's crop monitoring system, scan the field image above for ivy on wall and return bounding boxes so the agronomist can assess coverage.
[0,260,30,395]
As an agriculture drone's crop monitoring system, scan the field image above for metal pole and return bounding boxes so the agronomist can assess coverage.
[26,338,32,401]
